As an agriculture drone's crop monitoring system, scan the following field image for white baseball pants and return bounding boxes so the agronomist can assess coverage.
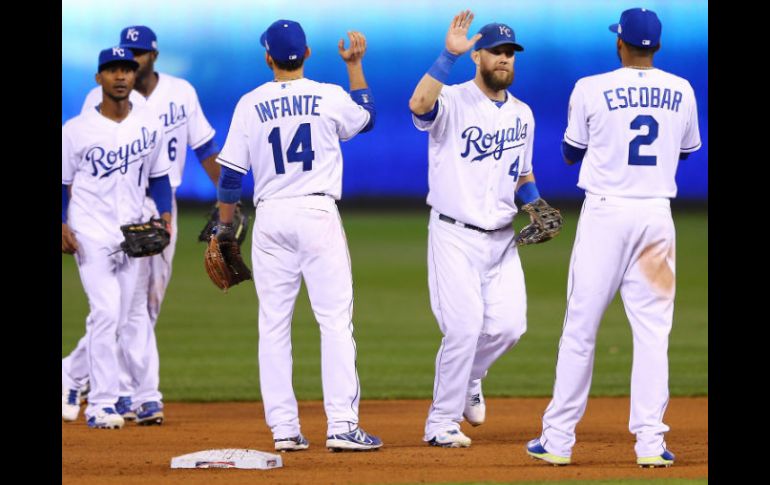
[424,209,527,440]
[540,193,676,458]
[66,232,140,416]
[252,195,361,439]
[62,195,176,407]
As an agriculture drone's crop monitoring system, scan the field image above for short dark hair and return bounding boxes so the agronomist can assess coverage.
[273,57,305,72]
[626,42,660,57]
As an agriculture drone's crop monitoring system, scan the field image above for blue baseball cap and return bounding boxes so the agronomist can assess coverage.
[98,46,139,72]
[474,23,524,52]
[609,8,662,48]
[119,25,158,51]
[260,19,307,62]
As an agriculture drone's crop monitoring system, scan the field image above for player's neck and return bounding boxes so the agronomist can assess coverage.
[135,71,159,97]
[273,67,304,82]
[99,97,132,122]
[622,56,654,70]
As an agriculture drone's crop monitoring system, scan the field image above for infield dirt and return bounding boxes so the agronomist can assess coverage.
[62,397,707,484]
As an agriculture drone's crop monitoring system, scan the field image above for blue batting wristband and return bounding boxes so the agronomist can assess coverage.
[427,49,459,84]
[516,181,540,205]
[351,88,376,133]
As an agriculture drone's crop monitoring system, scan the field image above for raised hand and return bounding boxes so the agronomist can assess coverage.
[338,31,367,64]
[446,10,482,55]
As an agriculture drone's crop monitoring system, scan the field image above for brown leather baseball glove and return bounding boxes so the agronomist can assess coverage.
[515,198,564,246]
[204,223,252,291]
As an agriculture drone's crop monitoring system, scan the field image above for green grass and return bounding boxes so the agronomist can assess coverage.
[62,208,707,401]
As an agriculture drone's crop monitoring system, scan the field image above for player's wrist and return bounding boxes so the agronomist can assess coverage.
[516,181,541,206]
[428,49,460,84]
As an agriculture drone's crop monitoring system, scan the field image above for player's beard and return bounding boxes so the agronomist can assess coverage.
[481,66,513,92]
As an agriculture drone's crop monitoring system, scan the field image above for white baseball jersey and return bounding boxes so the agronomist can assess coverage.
[413,80,534,230]
[564,67,701,198]
[62,105,169,245]
[216,78,370,201]
[82,72,216,188]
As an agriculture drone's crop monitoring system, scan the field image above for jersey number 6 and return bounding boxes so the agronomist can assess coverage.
[268,123,315,174]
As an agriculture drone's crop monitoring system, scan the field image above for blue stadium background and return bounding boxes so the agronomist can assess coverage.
[62,0,708,202]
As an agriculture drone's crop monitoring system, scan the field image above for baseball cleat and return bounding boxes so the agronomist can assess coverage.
[135,401,164,426]
[62,388,82,422]
[326,427,383,451]
[274,434,310,452]
[115,396,137,421]
[526,438,571,465]
[637,449,675,468]
[428,429,472,448]
[463,392,486,426]
[86,407,125,429]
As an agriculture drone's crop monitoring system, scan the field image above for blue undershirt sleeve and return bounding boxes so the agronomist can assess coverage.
[148,175,172,214]
[561,141,587,163]
[218,166,244,203]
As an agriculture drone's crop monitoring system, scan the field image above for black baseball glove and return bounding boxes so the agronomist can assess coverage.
[198,202,249,246]
[119,218,171,257]
[204,223,253,291]
[515,198,564,246]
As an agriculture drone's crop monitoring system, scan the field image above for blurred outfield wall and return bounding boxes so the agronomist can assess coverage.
[62,0,707,202]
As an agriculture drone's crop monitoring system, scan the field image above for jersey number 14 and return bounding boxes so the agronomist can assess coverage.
[268,123,315,174]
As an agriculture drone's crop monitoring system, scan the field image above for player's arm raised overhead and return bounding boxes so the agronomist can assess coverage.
[409,10,482,115]
[339,30,376,133]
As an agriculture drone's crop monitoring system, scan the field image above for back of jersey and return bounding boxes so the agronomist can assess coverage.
[217,78,370,201]
[565,67,701,198]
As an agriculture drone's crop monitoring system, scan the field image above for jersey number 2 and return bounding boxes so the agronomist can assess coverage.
[268,123,315,174]
[628,115,658,166]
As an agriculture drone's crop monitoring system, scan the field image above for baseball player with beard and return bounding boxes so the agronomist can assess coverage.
[526,8,701,467]
[213,19,382,452]
[62,26,219,425]
[409,10,559,447]
[62,47,171,429]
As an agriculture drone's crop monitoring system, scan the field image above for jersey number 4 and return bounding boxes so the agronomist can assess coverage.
[628,115,658,166]
[268,123,315,174]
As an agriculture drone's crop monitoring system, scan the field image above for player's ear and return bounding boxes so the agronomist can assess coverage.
[471,50,480,66]
[304,46,311,60]
[151,51,159,62]
[265,53,274,70]
[95,72,102,86]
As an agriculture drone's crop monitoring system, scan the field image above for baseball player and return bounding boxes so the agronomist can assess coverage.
[213,19,381,452]
[62,25,220,425]
[62,46,172,429]
[409,11,558,447]
[526,8,701,467]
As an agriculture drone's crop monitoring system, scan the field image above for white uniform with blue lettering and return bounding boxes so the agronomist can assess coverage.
[62,73,215,406]
[216,78,370,439]
[539,67,701,458]
[413,80,532,441]
[62,104,169,417]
